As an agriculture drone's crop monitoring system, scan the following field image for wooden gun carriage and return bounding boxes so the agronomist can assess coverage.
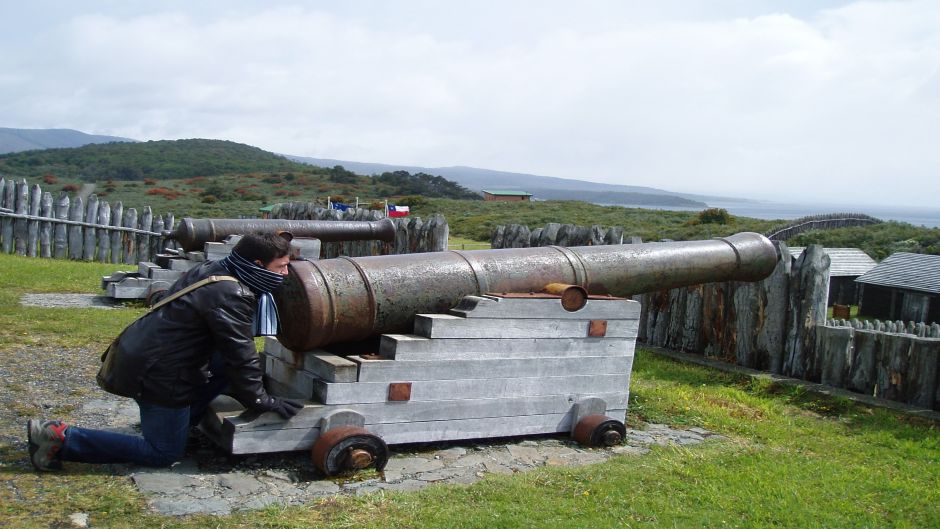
[199,233,778,476]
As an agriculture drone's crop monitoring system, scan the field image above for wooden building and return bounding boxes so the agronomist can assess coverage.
[788,247,876,306]
[855,252,940,323]
[482,190,533,202]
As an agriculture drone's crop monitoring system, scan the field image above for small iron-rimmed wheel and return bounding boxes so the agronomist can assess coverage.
[311,426,389,476]
[572,414,626,448]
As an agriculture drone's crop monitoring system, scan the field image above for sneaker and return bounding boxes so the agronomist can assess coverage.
[27,419,68,471]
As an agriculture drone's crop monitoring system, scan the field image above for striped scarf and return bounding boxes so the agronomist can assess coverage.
[220,250,285,336]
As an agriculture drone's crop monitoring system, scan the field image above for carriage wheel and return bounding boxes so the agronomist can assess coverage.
[311,426,389,476]
[572,414,626,448]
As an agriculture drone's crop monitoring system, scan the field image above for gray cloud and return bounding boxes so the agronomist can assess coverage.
[1,1,938,206]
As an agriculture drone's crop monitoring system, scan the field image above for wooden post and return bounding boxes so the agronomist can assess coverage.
[701,282,730,359]
[137,206,153,262]
[733,281,760,368]
[83,194,99,260]
[163,213,175,251]
[848,330,880,396]
[96,201,111,262]
[68,196,85,260]
[150,216,164,258]
[110,201,123,263]
[14,180,29,255]
[877,333,912,403]
[783,245,830,380]
[39,192,53,258]
[907,338,939,409]
[1,178,13,254]
[53,192,70,259]
[26,184,41,257]
[122,208,138,264]
[428,213,448,252]
[817,326,854,388]
[756,243,791,374]
[664,287,687,351]
[679,284,704,352]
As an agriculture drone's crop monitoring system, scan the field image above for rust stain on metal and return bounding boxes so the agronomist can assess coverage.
[588,320,608,337]
[388,382,412,401]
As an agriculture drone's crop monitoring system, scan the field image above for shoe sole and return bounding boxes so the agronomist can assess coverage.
[26,419,61,472]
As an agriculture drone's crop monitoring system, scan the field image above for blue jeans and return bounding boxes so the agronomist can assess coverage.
[59,354,229,467]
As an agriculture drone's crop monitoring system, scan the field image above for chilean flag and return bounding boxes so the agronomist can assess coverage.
[388,205,410,218]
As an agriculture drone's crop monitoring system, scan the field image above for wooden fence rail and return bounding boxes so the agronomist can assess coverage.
[0,177,175,264]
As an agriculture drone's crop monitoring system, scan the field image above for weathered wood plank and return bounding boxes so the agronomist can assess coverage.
[96,200,111,262]
[0,178,13,253]
[350,354,632,382]
[26,184,41,257]
[817,326,853,388]
[83,194,98,260]
[413,314,638,339]
[449,295,640,320]
[122,208,138,264]
[150,216,164,259]
[379,334,635,360]
[907,338,940,409]
[756,244,791,374]
[229,392,630,432]
[67,195,84,260]
[848,330,880,396]
[137,206,152,262]
[784,245,830,380]
[39,192,53,258]
[315,372,631,405]
[110,202,123,263]
[53,192,70,259]
[12,180,29,255]
[221,409,628,454]
[876,334,913,402]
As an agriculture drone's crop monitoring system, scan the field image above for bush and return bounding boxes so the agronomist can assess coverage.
[42,174,58,184]
[62,183,79,192]
[396,195,428,207]
[696,208,731,225]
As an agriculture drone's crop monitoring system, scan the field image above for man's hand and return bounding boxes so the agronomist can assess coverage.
[253,395,303,419]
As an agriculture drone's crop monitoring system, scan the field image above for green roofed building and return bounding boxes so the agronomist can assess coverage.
[482,190,533,202]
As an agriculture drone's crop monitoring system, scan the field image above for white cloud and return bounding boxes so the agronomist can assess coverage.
[1,1,938,206]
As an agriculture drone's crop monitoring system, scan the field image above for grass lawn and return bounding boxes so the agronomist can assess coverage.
[0,253,937,528]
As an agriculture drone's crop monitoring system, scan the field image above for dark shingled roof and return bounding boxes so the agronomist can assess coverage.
[788,247,877,277]
[855,252,940,295]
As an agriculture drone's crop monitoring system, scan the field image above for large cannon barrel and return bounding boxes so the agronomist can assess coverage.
[274,232,779,351]
[165,217,397,251]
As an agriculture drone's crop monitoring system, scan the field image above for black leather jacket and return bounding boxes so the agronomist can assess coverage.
[99,260,266,408]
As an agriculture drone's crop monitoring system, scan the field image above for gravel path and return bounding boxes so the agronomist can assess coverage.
[1,346,725,517]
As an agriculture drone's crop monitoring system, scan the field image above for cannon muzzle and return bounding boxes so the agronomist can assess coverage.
[164,217,397,252]
[274,232,779,350]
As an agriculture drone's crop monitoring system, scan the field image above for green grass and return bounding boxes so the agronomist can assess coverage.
[1,255,938,528]
[0,253,145,350]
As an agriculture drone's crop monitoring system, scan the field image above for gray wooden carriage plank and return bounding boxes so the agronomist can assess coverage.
[264,339,359,382]
[449,296,640,320]
[379,334,635,360]
[414,314,639,339]
[264,353,317,398]
[350,354,632,382]
[229,392,630,432]
[315,372,632,404]
[221,409,628,454]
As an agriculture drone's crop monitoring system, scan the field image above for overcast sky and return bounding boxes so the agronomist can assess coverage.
[1,1,938,207]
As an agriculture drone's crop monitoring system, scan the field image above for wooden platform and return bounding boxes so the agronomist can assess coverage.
[200,294,640,454]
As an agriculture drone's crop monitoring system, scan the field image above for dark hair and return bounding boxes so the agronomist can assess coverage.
[232,233,291,265]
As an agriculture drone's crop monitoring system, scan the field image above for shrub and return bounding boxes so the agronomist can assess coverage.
[696,208,731,225]
[396,195,428,207]
[143,178,157,186]
[42,174,58,184]
[62,183,79,192]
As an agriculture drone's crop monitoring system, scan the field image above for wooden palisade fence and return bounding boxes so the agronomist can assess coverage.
[0,177,173,264]
[495,224,939,412]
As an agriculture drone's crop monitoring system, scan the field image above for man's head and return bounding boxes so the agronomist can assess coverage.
[231,233,291,275]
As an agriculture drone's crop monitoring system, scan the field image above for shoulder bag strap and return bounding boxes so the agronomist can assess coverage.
[148,275,239,313]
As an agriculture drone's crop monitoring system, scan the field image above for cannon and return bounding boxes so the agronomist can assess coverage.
[274,232,778,350]
[201,232,779,476]
[164,217,397,252]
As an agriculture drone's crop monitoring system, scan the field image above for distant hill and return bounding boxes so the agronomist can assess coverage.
[0,127,135,154]
[287,155,724,208]
[0,138,307,180]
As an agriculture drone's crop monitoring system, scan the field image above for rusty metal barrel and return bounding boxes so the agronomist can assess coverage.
[274,232,779,350]
[164,217,396,252]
